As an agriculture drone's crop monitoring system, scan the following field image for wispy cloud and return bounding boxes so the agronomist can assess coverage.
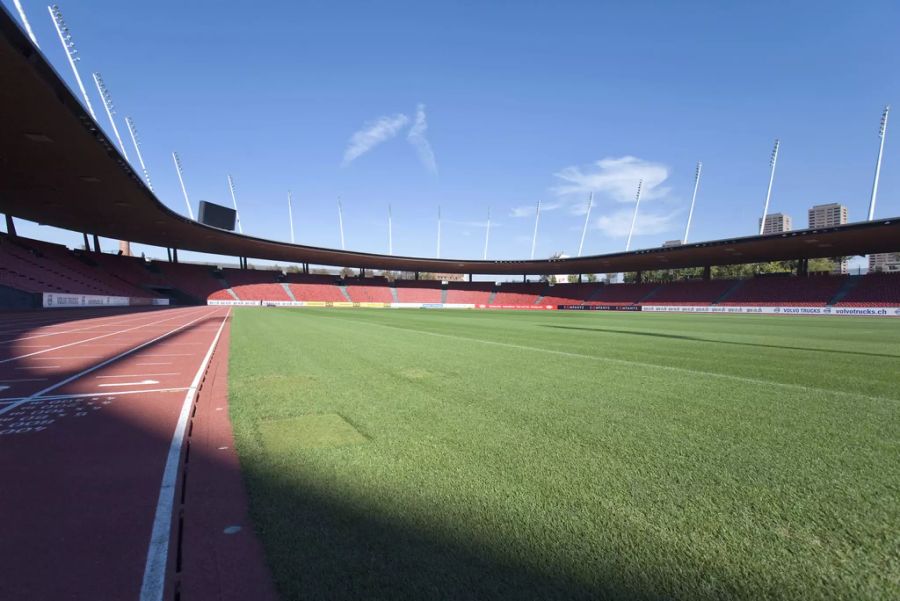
[509,201,563,218]
[342,113,410,166]
[407,103,437,175]
[553,156,670,203]
[593,208,681,239]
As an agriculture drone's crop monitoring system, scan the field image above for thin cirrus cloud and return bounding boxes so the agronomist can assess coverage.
[407,104,438,174]
[342,113,410,166]
[341,104,437,174]
[593,208,681,239]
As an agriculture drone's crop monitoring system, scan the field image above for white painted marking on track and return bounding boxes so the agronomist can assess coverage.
[137,354,192,357]
[140,309,230,601]
[98,380,160,388]
[0,387,189,403]
[0,385,8,393]
[96,373,179,379]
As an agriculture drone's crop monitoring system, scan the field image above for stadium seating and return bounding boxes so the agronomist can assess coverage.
[586,282,659,305]
[284,274,346,302]
[445,282,494,304]
[230,283,290,301]
[157,262,227,301]
[540,283,602,306]
[836,273,900,307]
[720,274,846,306]
[394,280,442,303]
[222,268,279,287]
[640,279,736,305]
[492,282,545,305]
[345,278,393,303]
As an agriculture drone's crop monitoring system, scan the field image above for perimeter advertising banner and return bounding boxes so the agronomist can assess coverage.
[43,293,167,308]
[641,305,900,317]
[557,305,643,311]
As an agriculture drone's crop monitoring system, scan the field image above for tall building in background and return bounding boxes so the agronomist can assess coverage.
[869,253,900,273]
[118,240,132,256]
[808,203,848,228]
[808,203,848,273]
[759,213,792,234]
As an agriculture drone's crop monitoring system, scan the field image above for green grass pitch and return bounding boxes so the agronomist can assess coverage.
[228,308,899,600]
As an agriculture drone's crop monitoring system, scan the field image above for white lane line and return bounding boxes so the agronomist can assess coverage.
[137,354,192,357]
[0,310,175,343]
[0,385,8,393]
[140,309,230,601]
[96,373,179,379]
[98,380,160,388]
[0,387,190,403]
[0,308,207,365]
[0,308,224,417]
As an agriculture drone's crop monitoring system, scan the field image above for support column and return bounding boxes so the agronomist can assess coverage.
[415,271,420,280]
[703,266,711,280]
[172,248,179,264]
[303,263,309,275]
[523,274,527,283]
[468,273,473,282]
[636,271,643,284]
[798,258,809,277]
[92,234,100,253]
[5,215,16,237]
[578,274,583,283]
[83,233,91,251]
[167,248,172,262]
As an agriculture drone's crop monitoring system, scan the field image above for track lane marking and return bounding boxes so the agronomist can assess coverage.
[140,309,230,601]
[0,308,224,417]
[0,308,207,364]
[96,373,179,379]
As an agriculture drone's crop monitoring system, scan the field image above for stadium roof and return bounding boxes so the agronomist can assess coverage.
[1,7,898,275]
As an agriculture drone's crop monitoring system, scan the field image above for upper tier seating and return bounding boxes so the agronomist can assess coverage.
[720,275,846,306]
[836,273,900,307]
[394,280,442,303]
[492,283,545,305]
[445,282,494,304]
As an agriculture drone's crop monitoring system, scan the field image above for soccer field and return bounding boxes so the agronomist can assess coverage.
[228,308,900,600]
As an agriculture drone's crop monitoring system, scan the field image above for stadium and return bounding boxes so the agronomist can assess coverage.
[1,2,898,600]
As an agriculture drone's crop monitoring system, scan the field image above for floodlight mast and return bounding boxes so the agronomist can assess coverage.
[436,205,442,259]
[625,180,643,252]
[577,192,593,257]
[13,1,39,48]
[337,198,345,250]
[683,161,702,243]
[483,207,491,260]
[48,5,96,120]
[530,200,542,260]
[759,139,780,235]
[172,152,194,219]
[226,175,243,234]
[388,204,393,255]
[92,73,129,160]
[287,191,295,243]
[124,117,152,190]
[868,105,890,221]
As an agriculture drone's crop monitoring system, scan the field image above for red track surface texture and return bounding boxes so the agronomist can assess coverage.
[0,306,275,601]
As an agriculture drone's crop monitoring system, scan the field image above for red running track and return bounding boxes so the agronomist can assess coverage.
[0,306,276,601]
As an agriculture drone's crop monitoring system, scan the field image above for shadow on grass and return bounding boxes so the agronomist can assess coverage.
[539,324,900,359]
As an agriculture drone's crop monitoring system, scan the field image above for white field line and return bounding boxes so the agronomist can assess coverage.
[0,387,190,403]
[140,309,230,601]
[0,308,206,364]
[0,308,224,417]
[331,317,900,405]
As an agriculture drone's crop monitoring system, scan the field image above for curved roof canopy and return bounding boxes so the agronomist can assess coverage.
[1,6,898,275]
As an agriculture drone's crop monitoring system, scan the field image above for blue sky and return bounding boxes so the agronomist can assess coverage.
[4,0,899,272]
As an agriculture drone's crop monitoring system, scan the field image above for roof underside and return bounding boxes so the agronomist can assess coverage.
[1,7,898,275]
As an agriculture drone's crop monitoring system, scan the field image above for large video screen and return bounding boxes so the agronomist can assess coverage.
[198,201,237,231]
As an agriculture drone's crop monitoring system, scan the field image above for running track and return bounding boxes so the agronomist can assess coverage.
[0,306,276,600]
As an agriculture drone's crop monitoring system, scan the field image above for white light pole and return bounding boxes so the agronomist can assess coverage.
[436,205,442,258]
[13,1,39,48]
[92,73,128,160]
[759,139,780,235]
[577,192,593,257]
[388,204,393,255]
[530,200,541,260]
[125,117,152,191]
[683,161,702,243]
[625,180,643,252]
[226,175,243,233]
[483,207,491,260]
[337,198,345,250]
[868,105,890,221]
[287,191,295,243]
[49,5,96,120]
[172,152,194,219]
